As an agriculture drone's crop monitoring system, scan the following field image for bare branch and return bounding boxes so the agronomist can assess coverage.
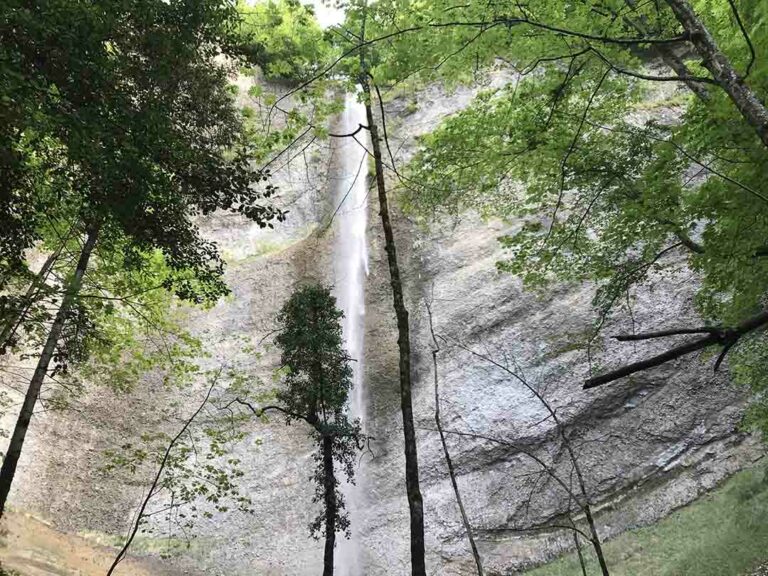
[584,309,768,388]
[615,326,719,341]
[107,371,221,575]
[328,123,370,138]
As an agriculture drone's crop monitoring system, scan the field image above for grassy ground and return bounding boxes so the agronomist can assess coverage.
[526,464,768,576]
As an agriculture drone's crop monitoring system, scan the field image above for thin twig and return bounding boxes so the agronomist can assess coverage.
[425,299,485,575]
[106,371,221,575]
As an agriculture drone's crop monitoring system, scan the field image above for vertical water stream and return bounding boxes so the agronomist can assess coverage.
[333,93,370,575]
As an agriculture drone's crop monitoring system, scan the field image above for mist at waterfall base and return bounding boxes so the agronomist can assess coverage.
[333,93,370,576]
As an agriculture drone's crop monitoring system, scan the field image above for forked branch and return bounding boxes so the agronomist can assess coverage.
[584,309,768,389]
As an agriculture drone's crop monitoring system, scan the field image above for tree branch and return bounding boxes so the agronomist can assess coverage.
[726,0,755,78]
[327,123,370,138]
[615,326,719,341]
[107,371,221,575]
[584,309,768,388]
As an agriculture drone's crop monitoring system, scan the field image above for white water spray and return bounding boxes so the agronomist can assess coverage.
[333,93,370,576]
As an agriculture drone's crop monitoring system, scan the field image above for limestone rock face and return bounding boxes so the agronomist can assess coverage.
[353,79,759,575]
[1,73,760,575]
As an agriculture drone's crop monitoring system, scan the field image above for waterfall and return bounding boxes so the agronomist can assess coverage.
[333,92,370,575]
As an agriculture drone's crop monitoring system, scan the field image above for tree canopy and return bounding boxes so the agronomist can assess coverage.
[238,0,332,82]
[0,0,284,517]
[342,0,768,433]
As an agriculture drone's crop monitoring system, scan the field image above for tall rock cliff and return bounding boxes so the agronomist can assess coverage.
[0,71,761,575]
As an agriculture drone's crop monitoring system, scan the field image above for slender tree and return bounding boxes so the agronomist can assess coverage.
[0,227,98,512]
[315,4,428,570]
[256,284,364,576]
[104,368,248,574]
[359,71,427,575]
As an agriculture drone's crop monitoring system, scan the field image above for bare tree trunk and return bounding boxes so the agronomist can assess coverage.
[426,302,484,575]
[0,226,98,518]
[665,0,768,148]
[573,531,589,576]
[584,502,610,576]
[322,435,337,576]
[361,78,427,576]
[564,434,609,576]
[566,474,589,576]
[583,502,609,576]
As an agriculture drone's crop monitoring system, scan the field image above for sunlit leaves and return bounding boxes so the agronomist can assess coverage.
[387,0,768,429]
[237,0,332,82]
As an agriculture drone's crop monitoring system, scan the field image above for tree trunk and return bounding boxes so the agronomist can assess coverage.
[583,502,610,576]
[0,226,98,518]
[665,0,768,148]
[573,530,588,576]
[322,435,337,576]
[565,441,609,576]
[362,79,427,576]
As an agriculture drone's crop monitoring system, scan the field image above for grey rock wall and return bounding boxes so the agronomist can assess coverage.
[0,70,761,576]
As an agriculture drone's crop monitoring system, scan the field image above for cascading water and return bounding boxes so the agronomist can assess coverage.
[333,92,370,575]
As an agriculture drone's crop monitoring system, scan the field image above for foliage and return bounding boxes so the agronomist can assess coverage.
[237,0,331,82]
[236,74,342,168]
[731,333,768,438]
[345,0,768,429]
[276,285,353,421]
[395,0,768,313]
[275,284,363,540]
[65,247,205,389]
[0,0,291,408]
[525,465,768,576]
[0,0,291,517]
[2,240,205,417]
[102,368,255,548]
[0,0,288,359]
[231,2,342,178]
[0,0,284,301]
